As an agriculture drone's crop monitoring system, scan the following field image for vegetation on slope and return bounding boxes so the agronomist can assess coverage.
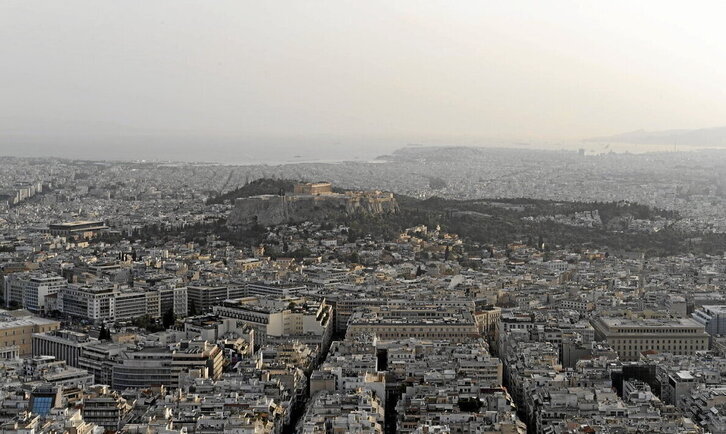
[129,178,725,257]
[206,178,295,205]
[340,195,723,257]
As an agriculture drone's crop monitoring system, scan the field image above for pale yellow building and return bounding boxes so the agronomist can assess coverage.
[0,309,60,356]
[591,316,709,361]
[474,305,502,335]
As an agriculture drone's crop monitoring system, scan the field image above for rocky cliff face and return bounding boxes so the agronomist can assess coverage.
[227,192,398,227]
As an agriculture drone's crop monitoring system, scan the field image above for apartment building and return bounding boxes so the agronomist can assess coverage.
[3,273,66,313]
[246,282,306,298]
[58,284,185,323]
[187,284,245,314]
[111,341,223,390]
[213,296,332,346]
[692,305,726,338]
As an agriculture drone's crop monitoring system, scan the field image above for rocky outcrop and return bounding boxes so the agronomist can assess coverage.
[227,191,398,227]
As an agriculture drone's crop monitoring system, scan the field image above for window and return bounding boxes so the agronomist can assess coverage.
[31,397,53,415]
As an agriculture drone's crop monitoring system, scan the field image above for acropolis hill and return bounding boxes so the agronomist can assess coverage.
[227,182,399,227]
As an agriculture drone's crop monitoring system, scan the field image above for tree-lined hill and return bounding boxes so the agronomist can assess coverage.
[206,178,295,205]
[134,178,726,257]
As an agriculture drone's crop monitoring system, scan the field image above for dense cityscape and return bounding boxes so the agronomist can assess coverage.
[0,147,725,433]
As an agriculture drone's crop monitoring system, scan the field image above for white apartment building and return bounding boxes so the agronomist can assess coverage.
[159,286,188,317]
[4,273,66,313]
[58,285,117,322]
[213,296,332,346]
[58,284,186,323]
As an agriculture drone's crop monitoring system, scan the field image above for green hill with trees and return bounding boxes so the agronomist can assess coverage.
[206,178,295,205]
[131,178,726,257]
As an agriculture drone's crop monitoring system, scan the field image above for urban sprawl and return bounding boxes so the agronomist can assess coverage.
[2,147,726,433]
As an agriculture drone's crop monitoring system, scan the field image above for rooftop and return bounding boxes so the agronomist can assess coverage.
[48,220,105,228]
[595,317,704,328]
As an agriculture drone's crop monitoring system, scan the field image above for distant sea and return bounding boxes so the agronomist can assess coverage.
[0,135,403,165]
[1,134,723,165]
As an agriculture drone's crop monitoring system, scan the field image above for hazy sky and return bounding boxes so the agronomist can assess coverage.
[3,0,726,158]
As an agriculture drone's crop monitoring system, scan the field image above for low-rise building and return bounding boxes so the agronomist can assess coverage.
[32,329,91,367]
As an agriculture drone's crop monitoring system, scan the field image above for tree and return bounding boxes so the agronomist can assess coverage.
[458,397,482,412]
[99,324,111,341]
[132,315,164,333]
[162,308,176,329]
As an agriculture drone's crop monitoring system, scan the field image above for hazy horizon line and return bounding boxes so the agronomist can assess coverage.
[2,142,724,167]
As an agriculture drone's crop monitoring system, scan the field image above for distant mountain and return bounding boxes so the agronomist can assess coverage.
[586,126,726,147]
